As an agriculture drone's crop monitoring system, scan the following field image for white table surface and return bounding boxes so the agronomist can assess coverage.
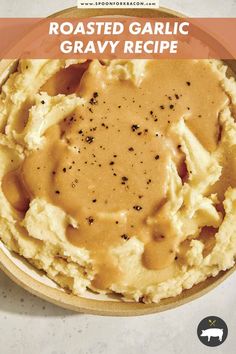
[1,1,236,353]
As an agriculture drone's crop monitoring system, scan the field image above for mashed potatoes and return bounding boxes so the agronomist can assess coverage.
[1,59,236,303]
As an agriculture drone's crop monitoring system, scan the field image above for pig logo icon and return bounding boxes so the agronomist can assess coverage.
[200,328,223,342]
[197,316,228,347]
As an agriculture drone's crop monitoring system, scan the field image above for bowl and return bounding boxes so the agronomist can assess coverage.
[0,6,235,316]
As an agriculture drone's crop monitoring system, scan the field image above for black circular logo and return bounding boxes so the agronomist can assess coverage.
[197,316,228,347]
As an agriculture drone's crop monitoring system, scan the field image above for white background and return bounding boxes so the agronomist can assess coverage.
[0,1,236,354]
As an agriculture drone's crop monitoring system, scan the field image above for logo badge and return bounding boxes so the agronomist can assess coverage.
[197,316,228,347]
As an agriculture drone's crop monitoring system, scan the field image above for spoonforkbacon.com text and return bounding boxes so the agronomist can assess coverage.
[49,20,190,55]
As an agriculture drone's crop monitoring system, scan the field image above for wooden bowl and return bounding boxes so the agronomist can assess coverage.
[0,6,235,316]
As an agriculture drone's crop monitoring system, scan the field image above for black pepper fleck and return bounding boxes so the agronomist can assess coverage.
[86,216,94,225]
[131,124,140,132]
[85,136,94,144]
[133,205,142,211]
[121,234,130,240]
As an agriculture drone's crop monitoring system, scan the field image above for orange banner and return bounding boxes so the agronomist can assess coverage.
[0,17,235,59]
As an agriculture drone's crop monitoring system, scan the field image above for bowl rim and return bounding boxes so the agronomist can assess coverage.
[0,5,236,317]
[1,243,235,316]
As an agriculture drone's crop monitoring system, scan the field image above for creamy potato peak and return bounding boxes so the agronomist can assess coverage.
[1,59,236,303]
